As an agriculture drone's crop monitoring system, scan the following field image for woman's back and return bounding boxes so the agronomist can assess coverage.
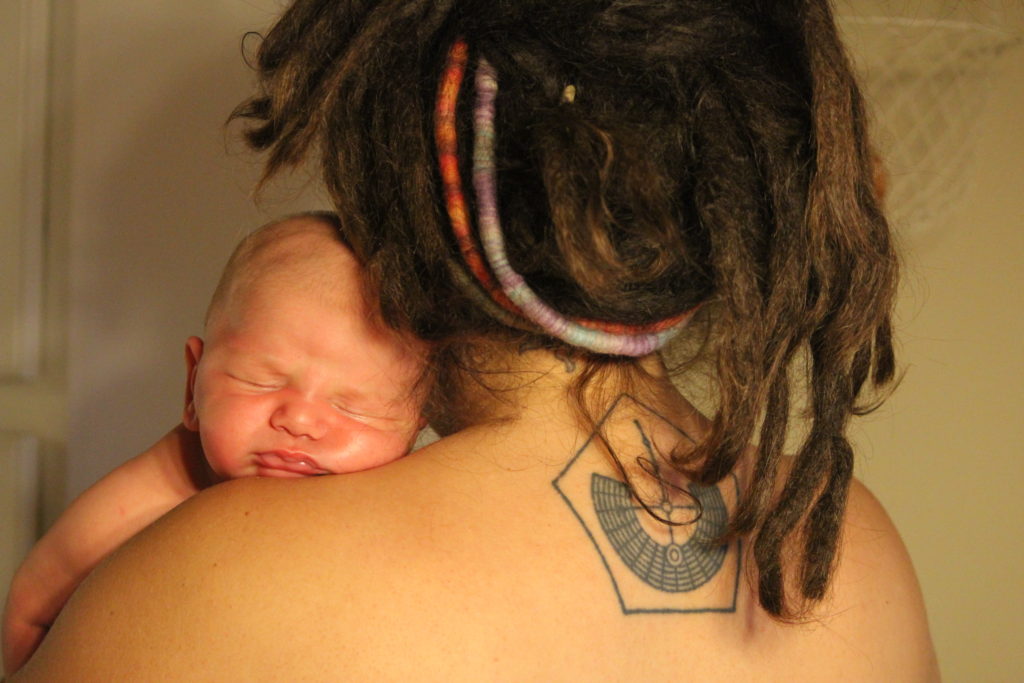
[14,0,942,677]
[19,358,936,681]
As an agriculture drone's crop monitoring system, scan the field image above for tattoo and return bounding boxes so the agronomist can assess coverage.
[553,348,577,373]
[516,339,577,373]
[592,473,728,592]
[552,394,740,614]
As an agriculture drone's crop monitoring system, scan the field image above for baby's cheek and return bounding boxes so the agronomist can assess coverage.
[327,426,410,474]
[198,406,257,478]
[198,433,236,479]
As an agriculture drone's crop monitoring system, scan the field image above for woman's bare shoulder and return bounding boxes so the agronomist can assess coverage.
[787,477,940,680]
[16,448,509,680]
[14,458,939,680]
[13,475,396,680]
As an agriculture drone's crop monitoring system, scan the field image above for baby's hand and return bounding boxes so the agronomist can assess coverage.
[160,423,212,490]
[2,563,58,675]
[1,423,209,675]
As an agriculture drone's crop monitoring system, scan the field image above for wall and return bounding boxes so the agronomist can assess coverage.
[0,0,54,602]
[851,43,1024,683]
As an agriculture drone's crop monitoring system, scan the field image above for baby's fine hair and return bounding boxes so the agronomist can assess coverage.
[231,0,897,619]
[204,211,350,328]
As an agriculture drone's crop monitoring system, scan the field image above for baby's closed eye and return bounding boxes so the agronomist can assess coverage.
[329,400,386,422]
[226,372,283,391]
[329,398,411,427]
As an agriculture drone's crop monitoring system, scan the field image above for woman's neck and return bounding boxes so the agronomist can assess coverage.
[422,343,725,516]
[429,344,709,446]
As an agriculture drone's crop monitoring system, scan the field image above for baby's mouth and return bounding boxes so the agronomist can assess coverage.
[255,451,332,477]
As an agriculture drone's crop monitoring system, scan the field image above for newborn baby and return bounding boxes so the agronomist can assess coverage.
[2,213,428,674]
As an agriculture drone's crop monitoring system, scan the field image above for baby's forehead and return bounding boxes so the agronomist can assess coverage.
[209,217,367,322]
[241,219,359,279]
[206,279,418,363]
[204,214,427,367]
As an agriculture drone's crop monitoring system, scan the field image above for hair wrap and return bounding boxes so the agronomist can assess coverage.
[436,39,698,356]
[435,40,522,318]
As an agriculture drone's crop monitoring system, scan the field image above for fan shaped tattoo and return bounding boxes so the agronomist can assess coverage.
[553,394,740,614]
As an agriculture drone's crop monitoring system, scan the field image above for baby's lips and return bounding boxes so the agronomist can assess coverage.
[256,450,332,476]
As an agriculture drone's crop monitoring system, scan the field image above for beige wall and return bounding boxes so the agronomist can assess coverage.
[851,45,1024,681]
[13,0,1024,679]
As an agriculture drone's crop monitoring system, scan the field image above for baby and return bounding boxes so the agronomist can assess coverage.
[1,212,429,674]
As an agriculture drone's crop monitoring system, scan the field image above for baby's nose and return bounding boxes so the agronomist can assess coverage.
[270,395,330,439]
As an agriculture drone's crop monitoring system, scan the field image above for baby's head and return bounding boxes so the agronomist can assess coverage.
[183,213,428,480]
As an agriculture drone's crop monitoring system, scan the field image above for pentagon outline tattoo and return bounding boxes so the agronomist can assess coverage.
[552,394,741,614]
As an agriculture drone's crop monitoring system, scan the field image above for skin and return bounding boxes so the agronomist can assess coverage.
[12,351,938,681]
[183,225,428,480]
[1,218,428,676]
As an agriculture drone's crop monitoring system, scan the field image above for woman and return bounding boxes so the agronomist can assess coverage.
[16,0,938,679]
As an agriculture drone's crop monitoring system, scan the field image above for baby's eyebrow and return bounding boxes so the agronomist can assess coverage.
[227,357,287,377]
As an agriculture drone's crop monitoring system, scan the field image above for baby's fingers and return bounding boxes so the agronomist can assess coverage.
[2,615,48,676]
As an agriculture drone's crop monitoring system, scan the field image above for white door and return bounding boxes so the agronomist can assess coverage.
[0,0,57,604]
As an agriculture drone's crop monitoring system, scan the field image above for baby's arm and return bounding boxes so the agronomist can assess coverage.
[1,424,207,675]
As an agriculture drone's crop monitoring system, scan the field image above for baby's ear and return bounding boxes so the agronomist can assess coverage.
[183,336,204,431]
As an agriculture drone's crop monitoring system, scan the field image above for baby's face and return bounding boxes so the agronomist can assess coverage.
[184,276,427,481]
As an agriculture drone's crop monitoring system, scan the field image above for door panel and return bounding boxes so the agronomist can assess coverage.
[0,0,55,610]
